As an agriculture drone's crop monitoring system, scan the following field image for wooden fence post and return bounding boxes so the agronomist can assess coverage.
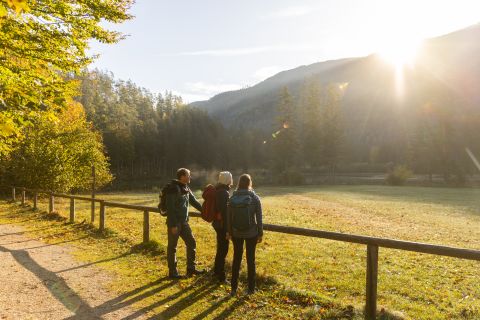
[91,165,95,223]
[33,192,38,210]
[143,210,150,243]
[365,244,379,320]
[99,201,105,232]
[49,193,54,214]
[69,197,75,223]
[21,188,26,205]
[12,187,16,202]
[91,200,95,223]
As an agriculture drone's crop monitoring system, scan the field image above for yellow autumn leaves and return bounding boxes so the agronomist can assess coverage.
[0,115,16,137]
[0,0,29,17]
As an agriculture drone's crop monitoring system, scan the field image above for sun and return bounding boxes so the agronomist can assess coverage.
[378,37,422,69]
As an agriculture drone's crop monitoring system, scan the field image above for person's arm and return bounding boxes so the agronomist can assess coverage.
[216,190,228,222]
[255,195,263,238]
[166,192,178,228]
[189,190,203,212]
[226,204,233,239]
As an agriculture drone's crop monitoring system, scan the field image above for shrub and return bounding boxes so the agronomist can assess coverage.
[386,165,412,186]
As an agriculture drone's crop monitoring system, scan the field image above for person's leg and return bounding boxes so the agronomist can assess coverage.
[214,228,229,281]
[245,237,258,293]
[167,225,180,276]
[231,237,244,294]
[179,222,197,273]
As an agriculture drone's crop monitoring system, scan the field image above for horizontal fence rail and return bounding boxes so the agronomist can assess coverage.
[3,186,480,320]
[262,224,480,261]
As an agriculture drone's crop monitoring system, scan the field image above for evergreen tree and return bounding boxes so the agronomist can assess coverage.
[320,84,345,180]
[299,77,322,167]
[272,87,299,171]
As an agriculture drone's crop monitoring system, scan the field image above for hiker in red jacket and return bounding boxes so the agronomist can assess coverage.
[212,171,233,283]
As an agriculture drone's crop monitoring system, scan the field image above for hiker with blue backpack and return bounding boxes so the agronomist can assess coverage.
[226,174,263,296]
[160,168,205,279]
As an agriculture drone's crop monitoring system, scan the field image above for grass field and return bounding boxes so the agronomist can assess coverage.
[1,185,480,319]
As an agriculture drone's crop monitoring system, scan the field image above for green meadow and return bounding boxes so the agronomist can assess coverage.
[1,185,479,319]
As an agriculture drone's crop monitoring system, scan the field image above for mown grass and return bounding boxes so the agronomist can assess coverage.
[1,185,479,319]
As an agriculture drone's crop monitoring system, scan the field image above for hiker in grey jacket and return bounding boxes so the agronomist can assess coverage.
[166,168,205,279]
[226,174,263,295]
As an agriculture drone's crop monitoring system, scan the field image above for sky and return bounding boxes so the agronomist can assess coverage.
[89,0,480,103]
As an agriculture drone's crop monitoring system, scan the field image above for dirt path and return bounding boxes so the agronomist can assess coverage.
[0,224,146,320]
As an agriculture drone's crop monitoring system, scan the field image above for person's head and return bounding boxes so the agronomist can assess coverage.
[236,174,252,190]
[177,168,191,184]
[218,171,233,187]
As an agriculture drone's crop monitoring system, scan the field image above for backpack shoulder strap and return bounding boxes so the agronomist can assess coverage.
[173,184,181,197]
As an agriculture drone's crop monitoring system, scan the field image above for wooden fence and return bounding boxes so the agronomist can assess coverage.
[5,186,480,320]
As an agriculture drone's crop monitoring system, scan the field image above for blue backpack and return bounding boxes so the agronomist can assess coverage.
[230,191,256,231]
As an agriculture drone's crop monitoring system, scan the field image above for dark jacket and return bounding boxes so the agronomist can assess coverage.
[166,180,202,228]
[212,183,230,230]
[227,189,263,239]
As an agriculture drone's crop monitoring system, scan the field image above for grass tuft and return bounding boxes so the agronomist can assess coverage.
[130,240,166,256]
[40,211,67,222]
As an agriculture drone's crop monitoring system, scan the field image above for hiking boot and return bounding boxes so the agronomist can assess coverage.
[213,272,227,283]
[168,274,184,280]
[186,269,206,277]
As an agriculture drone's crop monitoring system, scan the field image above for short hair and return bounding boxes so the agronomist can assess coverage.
[236,174,252,190]
[176,168,190,180]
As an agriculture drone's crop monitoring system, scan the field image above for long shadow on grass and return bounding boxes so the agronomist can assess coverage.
[151,281,218,319]
[0,225,59,237]
[190,295,232,320]
[211,297,247,320]
[22,236,90,250]
[118,276,218,320]
[62,277,178,320]
[82,273,234,319]
[56,253,132,273]
[0,236,88,248]
[0,218,40,225]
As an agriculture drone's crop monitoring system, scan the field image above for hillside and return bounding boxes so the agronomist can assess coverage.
[191,24,480,164]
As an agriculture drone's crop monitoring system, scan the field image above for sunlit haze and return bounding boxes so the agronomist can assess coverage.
[89,0,480,102]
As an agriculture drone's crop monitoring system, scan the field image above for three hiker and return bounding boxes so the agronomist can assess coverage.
[161,168,264,295]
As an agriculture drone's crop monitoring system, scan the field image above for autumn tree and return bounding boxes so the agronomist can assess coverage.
[0,0,133,156]
[4,102,112,192]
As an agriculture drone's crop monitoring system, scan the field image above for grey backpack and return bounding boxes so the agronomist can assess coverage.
[229,191,256,231]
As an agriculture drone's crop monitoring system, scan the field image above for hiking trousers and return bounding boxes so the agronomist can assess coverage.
[231,236,257,292]
[213,227,229,280]
[167,221,196,275]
